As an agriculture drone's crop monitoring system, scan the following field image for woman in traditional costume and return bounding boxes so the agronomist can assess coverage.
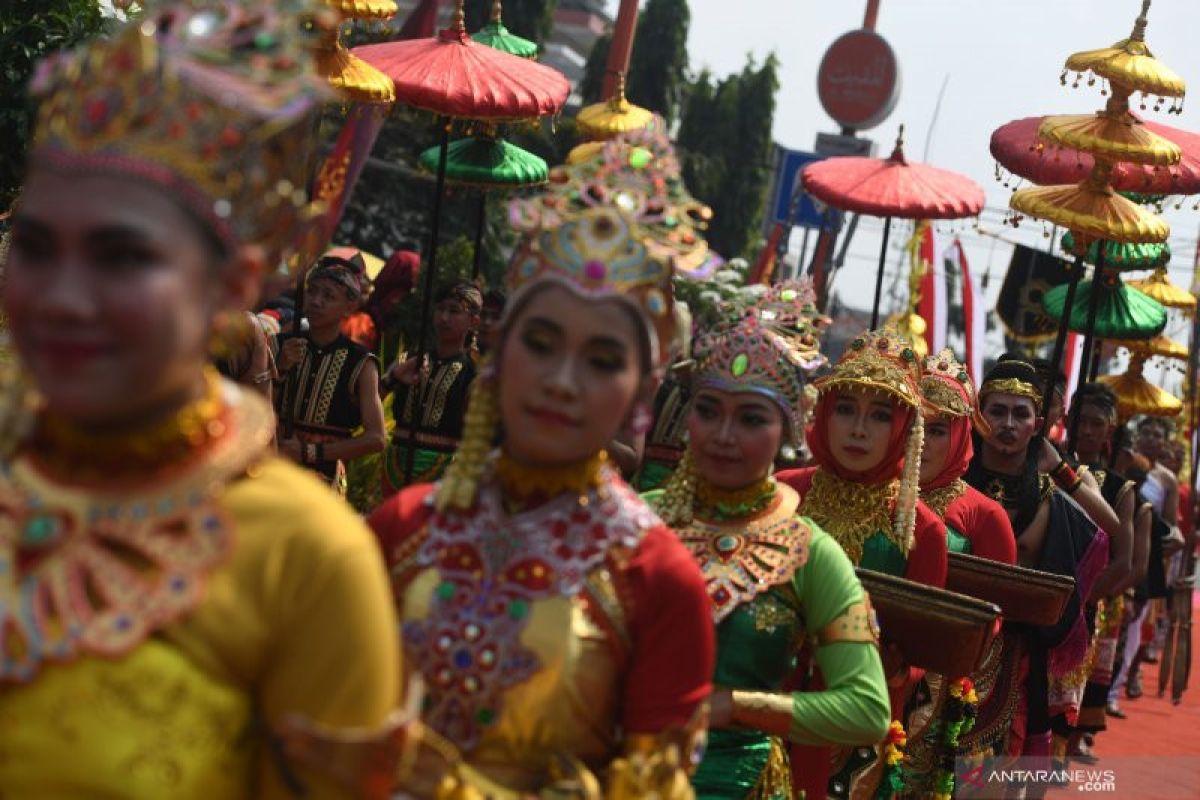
[775,326,947,586]
[0,3,402,797]
[367,200,715,796]
[649,284,890,799]
[774,327,948,799]
[918,349,1017,564]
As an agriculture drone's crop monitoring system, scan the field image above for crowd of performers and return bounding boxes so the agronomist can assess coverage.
[0,1,1195,798]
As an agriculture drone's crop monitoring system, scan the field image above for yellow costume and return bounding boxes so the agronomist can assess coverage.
[0,376,400,798]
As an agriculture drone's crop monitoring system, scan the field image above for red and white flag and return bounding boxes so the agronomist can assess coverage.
[953,238,985,385]
[916,223,945,355]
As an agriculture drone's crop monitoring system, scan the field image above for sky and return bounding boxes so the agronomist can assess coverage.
[606,0,1200,383]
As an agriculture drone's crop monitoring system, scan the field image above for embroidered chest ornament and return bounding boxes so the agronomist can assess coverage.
[405,470,659,748]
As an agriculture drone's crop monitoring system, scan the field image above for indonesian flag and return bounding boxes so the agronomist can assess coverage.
[1061,330,1085,407]
[917,227,985,384]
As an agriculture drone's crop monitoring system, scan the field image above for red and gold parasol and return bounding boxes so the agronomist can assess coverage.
[353,2,569,121]
[990,115,1200,196]
[801,126,984,328]
[353,0,570,485]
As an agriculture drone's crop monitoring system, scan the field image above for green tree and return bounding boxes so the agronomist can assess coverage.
[677,54,779,259]
[625,0,689,124]
[0,0,111,209]
[463,0,559,45]
[579,0,690,125]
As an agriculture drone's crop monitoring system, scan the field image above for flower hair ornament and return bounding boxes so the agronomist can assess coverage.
[815,326,925,553]
[28,0,332,270]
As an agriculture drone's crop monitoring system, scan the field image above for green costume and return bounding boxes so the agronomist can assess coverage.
[648,482,890,799]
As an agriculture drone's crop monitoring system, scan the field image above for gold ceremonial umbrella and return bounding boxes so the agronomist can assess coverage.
[1110,333,1189,360]
[316,0,397,104]
[1010,177,1169,245]
[1128,266,1197,313]
[575,74,654,141]
[1063,1,1186,110]
[1099,355,1183,419]
[1038,112,1181,165]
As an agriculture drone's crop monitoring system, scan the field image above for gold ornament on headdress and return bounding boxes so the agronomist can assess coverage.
[508,204,675,366]
[691,280,828,445]
[514,125,713,276]
[440,199,678,511]
[814,325,922,408]
[978,378,1043,412]
[29,0,330,270]
[920,348,976,418]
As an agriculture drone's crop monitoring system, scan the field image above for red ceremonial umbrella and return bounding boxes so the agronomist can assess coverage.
[801,126,985,328]
[991,115,1200,195]
[353,0,569,484]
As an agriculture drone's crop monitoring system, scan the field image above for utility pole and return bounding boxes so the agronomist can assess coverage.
[811,0,882,311]
[602,0,640,99]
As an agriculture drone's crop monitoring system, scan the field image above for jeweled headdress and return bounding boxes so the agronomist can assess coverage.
[29,0,331,269]
[813,325,922,408]
[691,280,828,443]
[510,122,713,277]
[978,356,1043,413]
[920,349,976,418]
[508,204,674,367]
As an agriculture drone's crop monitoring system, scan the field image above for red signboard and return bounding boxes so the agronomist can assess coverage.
[817,29,900,131]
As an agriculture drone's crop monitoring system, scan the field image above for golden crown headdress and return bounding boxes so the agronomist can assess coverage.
[507,204,675,367]
[29,0,331,269]
[511,122,713,277]
[920,348,976,418]
[814,325,922,408]
[691,280,829,443]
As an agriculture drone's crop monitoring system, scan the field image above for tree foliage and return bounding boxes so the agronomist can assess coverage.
[677,54,780,259]
[580,0,690,125]
[1,0,111,209]
[463,0,559,45]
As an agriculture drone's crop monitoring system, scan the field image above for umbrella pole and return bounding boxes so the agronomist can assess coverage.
[1068,243,1108,454]
[870,216,891,330]
[472,191,487,281]
[1041,252,1085,431]
[403,122,452,487]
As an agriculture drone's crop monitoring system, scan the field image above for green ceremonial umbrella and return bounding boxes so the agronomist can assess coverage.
[1061,230,1171,270]
[419,136,548,277]
[471,1,538,59]
[1042,270,1167,341]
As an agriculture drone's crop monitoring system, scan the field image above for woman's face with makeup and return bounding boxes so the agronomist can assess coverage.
[498,285,644,466]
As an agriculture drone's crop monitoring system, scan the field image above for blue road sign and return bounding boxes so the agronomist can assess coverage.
[770,149,838,229]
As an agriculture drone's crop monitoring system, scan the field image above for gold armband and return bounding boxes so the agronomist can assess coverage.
[818,596,880,646]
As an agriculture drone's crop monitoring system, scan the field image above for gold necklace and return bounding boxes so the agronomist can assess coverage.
[921,478,967,520]
[799,468,898,564]
[32,368,227,483]
[494,450,608,504]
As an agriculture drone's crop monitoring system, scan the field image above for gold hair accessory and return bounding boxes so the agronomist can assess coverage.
[508,205,675,367]
[691,280,829,445]
[29,0,331,269]
[979,378,1043,412]
[815,325,921,408]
